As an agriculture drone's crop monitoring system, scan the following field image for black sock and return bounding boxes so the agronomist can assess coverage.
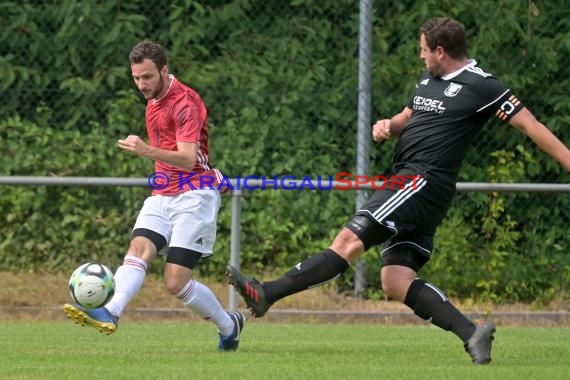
[264,249,349,304]
[404,279,476,342]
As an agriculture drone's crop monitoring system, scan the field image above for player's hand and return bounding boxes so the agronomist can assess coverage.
[117,135,150,157]
[372,119,391,142]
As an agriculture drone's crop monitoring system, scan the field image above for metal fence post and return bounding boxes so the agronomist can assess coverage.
[228,189,242,311]
[354,0,373,297]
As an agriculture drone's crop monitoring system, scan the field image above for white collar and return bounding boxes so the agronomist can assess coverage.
[441,59,477,80]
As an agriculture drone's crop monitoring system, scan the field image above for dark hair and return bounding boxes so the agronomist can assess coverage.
[129,39,167,70]
[419,18,468,59]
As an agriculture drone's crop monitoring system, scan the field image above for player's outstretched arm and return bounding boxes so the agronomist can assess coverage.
[508,107,570,171]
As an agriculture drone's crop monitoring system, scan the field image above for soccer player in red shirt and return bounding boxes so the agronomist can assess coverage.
[64,40,244,351]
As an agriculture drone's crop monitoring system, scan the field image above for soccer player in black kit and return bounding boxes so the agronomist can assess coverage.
[227,17,570,364]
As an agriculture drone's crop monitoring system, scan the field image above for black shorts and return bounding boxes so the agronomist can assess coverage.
[356,166,456,267]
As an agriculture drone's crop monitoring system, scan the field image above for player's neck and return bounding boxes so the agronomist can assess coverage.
[445,57,471,74]
[153,75,174,102]
[442,58,471,76]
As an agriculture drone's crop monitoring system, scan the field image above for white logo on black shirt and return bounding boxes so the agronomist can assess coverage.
[444,82,463,97]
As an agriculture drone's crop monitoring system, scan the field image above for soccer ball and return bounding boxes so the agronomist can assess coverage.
[68,263,115,309]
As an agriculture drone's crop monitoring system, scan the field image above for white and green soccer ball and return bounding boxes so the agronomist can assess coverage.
[68,263,115,309]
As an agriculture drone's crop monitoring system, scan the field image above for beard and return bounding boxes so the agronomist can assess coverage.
[427,62,444,77]
[150,75,165,99]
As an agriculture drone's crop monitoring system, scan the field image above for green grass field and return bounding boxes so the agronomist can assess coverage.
[1,321,568,380]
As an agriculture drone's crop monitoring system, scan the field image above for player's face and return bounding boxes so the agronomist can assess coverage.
[131,59,167,100]
[419,34,443,77]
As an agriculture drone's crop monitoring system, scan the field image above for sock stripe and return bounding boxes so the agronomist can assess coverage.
[425,282,448,302]
[176,279,195,301]
[124,256,147,272]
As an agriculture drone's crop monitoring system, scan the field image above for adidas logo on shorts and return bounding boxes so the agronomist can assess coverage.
[194,237,203,245]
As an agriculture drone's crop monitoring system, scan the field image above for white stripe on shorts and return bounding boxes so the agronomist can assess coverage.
[371,177,427,222]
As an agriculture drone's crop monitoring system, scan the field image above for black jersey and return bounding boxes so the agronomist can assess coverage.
[393,60,524,177]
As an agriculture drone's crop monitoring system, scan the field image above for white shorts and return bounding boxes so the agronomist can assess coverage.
[133,190,221,257]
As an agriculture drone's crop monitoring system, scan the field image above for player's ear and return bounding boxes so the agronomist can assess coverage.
[435,46,445,58]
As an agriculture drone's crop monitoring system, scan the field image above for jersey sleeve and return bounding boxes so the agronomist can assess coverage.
[477,77,524,122]
[173,96,204,143]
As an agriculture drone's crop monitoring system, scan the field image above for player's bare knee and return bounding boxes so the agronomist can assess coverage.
[381,265,417,302]
[380,273,399,299]
[330,228,364,262]
[162,247,201,294]
[163,275,185,295]
[381,279,407,301]
[163,264,194,295]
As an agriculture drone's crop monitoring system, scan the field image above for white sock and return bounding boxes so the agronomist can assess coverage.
[176,279,234,336]
[105,255,147,317]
